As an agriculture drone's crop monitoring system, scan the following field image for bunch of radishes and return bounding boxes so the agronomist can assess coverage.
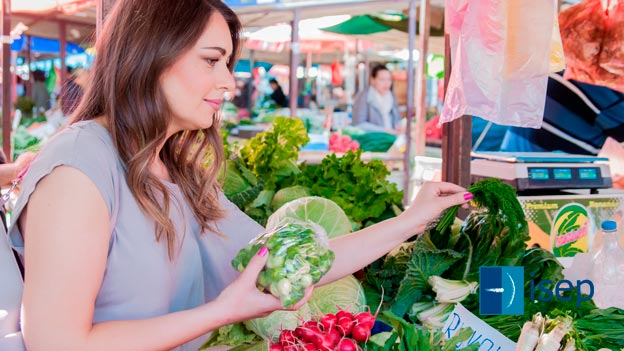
[329,133,359,153]
[270,309,376,351]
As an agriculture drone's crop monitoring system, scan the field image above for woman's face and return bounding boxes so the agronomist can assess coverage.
[371,69,393,95]
[160,12,235,134]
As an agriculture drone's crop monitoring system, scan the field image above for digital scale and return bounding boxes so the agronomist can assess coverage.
[471,152,613,193]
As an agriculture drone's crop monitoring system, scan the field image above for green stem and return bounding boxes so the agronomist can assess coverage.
[462,232,474,281]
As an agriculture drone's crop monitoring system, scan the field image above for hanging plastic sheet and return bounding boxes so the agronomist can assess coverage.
[441,0,556,128]
[559,0,624,92]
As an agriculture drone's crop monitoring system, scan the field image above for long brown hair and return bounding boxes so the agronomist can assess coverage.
[72,0,241,258]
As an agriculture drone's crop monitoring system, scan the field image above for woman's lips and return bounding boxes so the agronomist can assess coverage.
[204,99,222,110]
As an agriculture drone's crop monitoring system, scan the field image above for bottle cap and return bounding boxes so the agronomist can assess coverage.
[601,220,617,231]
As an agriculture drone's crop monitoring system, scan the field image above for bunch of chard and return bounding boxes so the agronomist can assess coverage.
[269,308,377,351]
[515,313,575,351]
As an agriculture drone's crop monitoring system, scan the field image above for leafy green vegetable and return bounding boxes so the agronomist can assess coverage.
[294,149,403,229]
[574,307,624,350]
[307,275,366,315]
[231,222,334,308]
[267,196,353,239]
[436,178,528,239]
[368,311,480,351]
[12,127,41,158]
[243,276,365,342]
[240,117,309,191]
[391,240,463,318]
[244,306,312,342]
[364,242,416,308]
[199,323,260,349]
[270,185,311,211]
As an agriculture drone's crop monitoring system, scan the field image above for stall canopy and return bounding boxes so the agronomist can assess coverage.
[321,12,444,37]
[11,36,85,55]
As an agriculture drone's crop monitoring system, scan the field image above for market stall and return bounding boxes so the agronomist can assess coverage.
[2,1,623,351]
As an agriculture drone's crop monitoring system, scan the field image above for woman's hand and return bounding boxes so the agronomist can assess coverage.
[398,181,472,234]
[216,247,314,323]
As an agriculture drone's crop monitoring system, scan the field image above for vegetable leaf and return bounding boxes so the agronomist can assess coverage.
[391,241,463,318]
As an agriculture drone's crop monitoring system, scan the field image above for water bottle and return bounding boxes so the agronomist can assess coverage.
[589,220,624,309]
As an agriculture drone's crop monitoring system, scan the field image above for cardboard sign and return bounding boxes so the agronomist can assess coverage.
[442,304,516,351]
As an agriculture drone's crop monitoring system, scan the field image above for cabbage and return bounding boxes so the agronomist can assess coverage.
[243,276,366,342]
[244,304,312,342]
[267,196,352,238]
[308,275,367,315]
[271,185,311,211]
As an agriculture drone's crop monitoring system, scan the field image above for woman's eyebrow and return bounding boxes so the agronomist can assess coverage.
[201,46,226,55]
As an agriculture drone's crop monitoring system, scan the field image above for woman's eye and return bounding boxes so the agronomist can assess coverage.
[204,58,219,66]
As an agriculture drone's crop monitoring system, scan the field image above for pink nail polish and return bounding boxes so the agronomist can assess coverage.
[464,192,474,201]
[257,246,268,257]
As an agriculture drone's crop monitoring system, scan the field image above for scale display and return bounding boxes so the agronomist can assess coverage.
[527,167,603,187]
[529,168,550,180]
[579,168,598,180]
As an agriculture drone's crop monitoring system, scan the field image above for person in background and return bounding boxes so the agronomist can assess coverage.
[269,78,288,107]
[31,70,50,113]
[352,64,401,133]
[8,1,472,350]
[60,67,89,116]
[0,151,35,187]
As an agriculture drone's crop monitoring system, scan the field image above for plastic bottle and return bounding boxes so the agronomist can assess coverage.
[589,220,624,309]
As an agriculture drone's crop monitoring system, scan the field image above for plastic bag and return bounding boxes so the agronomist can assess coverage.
[441,0,556,128]
[559,0,624,92]
[231,222,335,307]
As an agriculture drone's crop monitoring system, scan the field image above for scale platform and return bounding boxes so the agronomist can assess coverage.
[471,152,613,191]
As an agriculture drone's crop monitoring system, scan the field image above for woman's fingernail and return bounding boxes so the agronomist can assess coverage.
[257,246,268,257]
[464,192,474,201]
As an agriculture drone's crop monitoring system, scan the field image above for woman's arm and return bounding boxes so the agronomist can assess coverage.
[20,166,300,351]
[320,182,470,285]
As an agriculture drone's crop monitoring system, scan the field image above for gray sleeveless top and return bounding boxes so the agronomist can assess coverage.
[8,120,264,351]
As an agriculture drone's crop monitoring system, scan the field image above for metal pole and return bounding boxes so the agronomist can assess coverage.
[59,22,67,91]
[414,0,430,157]
[96,0,116,38]
[25,35,32,98]
[2,0,12,160]
[248,50,255,113]
[402,0,416,205]
[289,8,301,118]
[441,34,472,189]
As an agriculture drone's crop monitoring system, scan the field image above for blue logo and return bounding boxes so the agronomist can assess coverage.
[479,266,524,315]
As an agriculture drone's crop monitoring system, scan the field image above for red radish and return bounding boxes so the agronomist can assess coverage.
[320,313,337,331]
[336,316,354,336]
[302,343,316,351]
[300,328,318,343]
[351,325,371,342]
[304,320,320,330]
[279,330,296,345]
[336,310,353,320]
[283,345,297,351]
[354,312,375,330]
[294,326,305,339]
[269,343,283,351]
[336,338,358,351]
[314,333,335,351]
[328,328,341,346]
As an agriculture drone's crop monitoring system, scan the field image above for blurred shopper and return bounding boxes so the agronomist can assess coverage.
[352,64,401,133]
[31,70,50,113]
[269,78,288,107]
[60,67,89,116]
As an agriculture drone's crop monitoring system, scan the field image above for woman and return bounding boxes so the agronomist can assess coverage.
[9,1,472,350]
[352,64,401,133]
